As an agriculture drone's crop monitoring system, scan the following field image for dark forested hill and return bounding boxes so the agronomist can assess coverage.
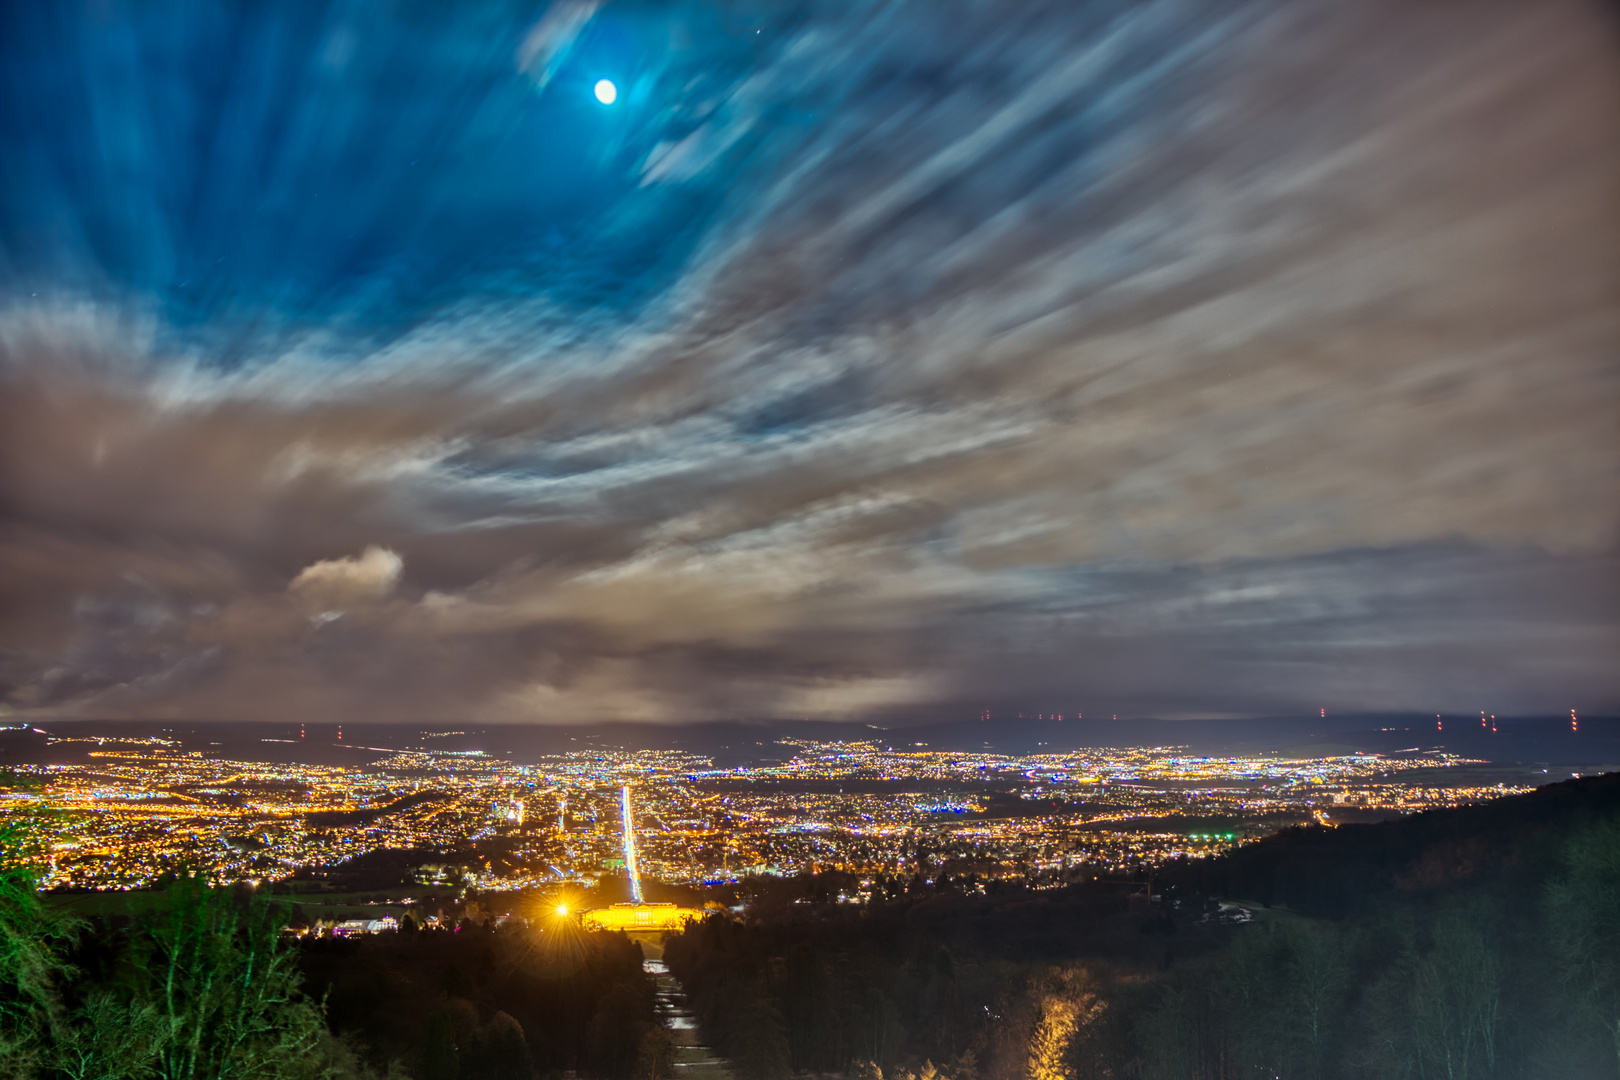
[1179,771,1620,916]
[299,925,667,1079]
[665,773,1620,1080]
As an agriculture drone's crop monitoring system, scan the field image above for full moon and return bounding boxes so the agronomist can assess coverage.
[593,79,617,104]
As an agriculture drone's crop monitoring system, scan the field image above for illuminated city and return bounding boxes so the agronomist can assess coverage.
[1,725,1539,894]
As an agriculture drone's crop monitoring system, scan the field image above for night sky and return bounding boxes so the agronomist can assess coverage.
[1,1,1615,725]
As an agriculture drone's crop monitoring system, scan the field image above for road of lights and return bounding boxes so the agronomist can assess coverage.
[0,735,1535,892]
[621,784,644,903]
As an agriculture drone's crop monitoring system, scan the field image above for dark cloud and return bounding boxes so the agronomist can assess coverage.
[0,0,1615,722]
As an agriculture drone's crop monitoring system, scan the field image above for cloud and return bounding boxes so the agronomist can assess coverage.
[516,1,600,92]
[289,546,404,608]
[0,0,1614,723]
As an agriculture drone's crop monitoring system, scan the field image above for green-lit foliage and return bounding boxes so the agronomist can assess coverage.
[50,994,162,1080]
[0,825,82,1078]
[0,853,375,1080]
[129,877,335,1080]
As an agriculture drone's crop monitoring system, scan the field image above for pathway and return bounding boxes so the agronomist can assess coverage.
[638,939,731,1080]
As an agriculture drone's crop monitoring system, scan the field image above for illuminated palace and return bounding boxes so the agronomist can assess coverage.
[581,784,703,933]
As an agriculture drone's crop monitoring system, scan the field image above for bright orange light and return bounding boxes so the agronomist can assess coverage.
[555,904,568,916]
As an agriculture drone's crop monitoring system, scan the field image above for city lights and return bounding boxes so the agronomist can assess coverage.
[0,733,1532,893]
